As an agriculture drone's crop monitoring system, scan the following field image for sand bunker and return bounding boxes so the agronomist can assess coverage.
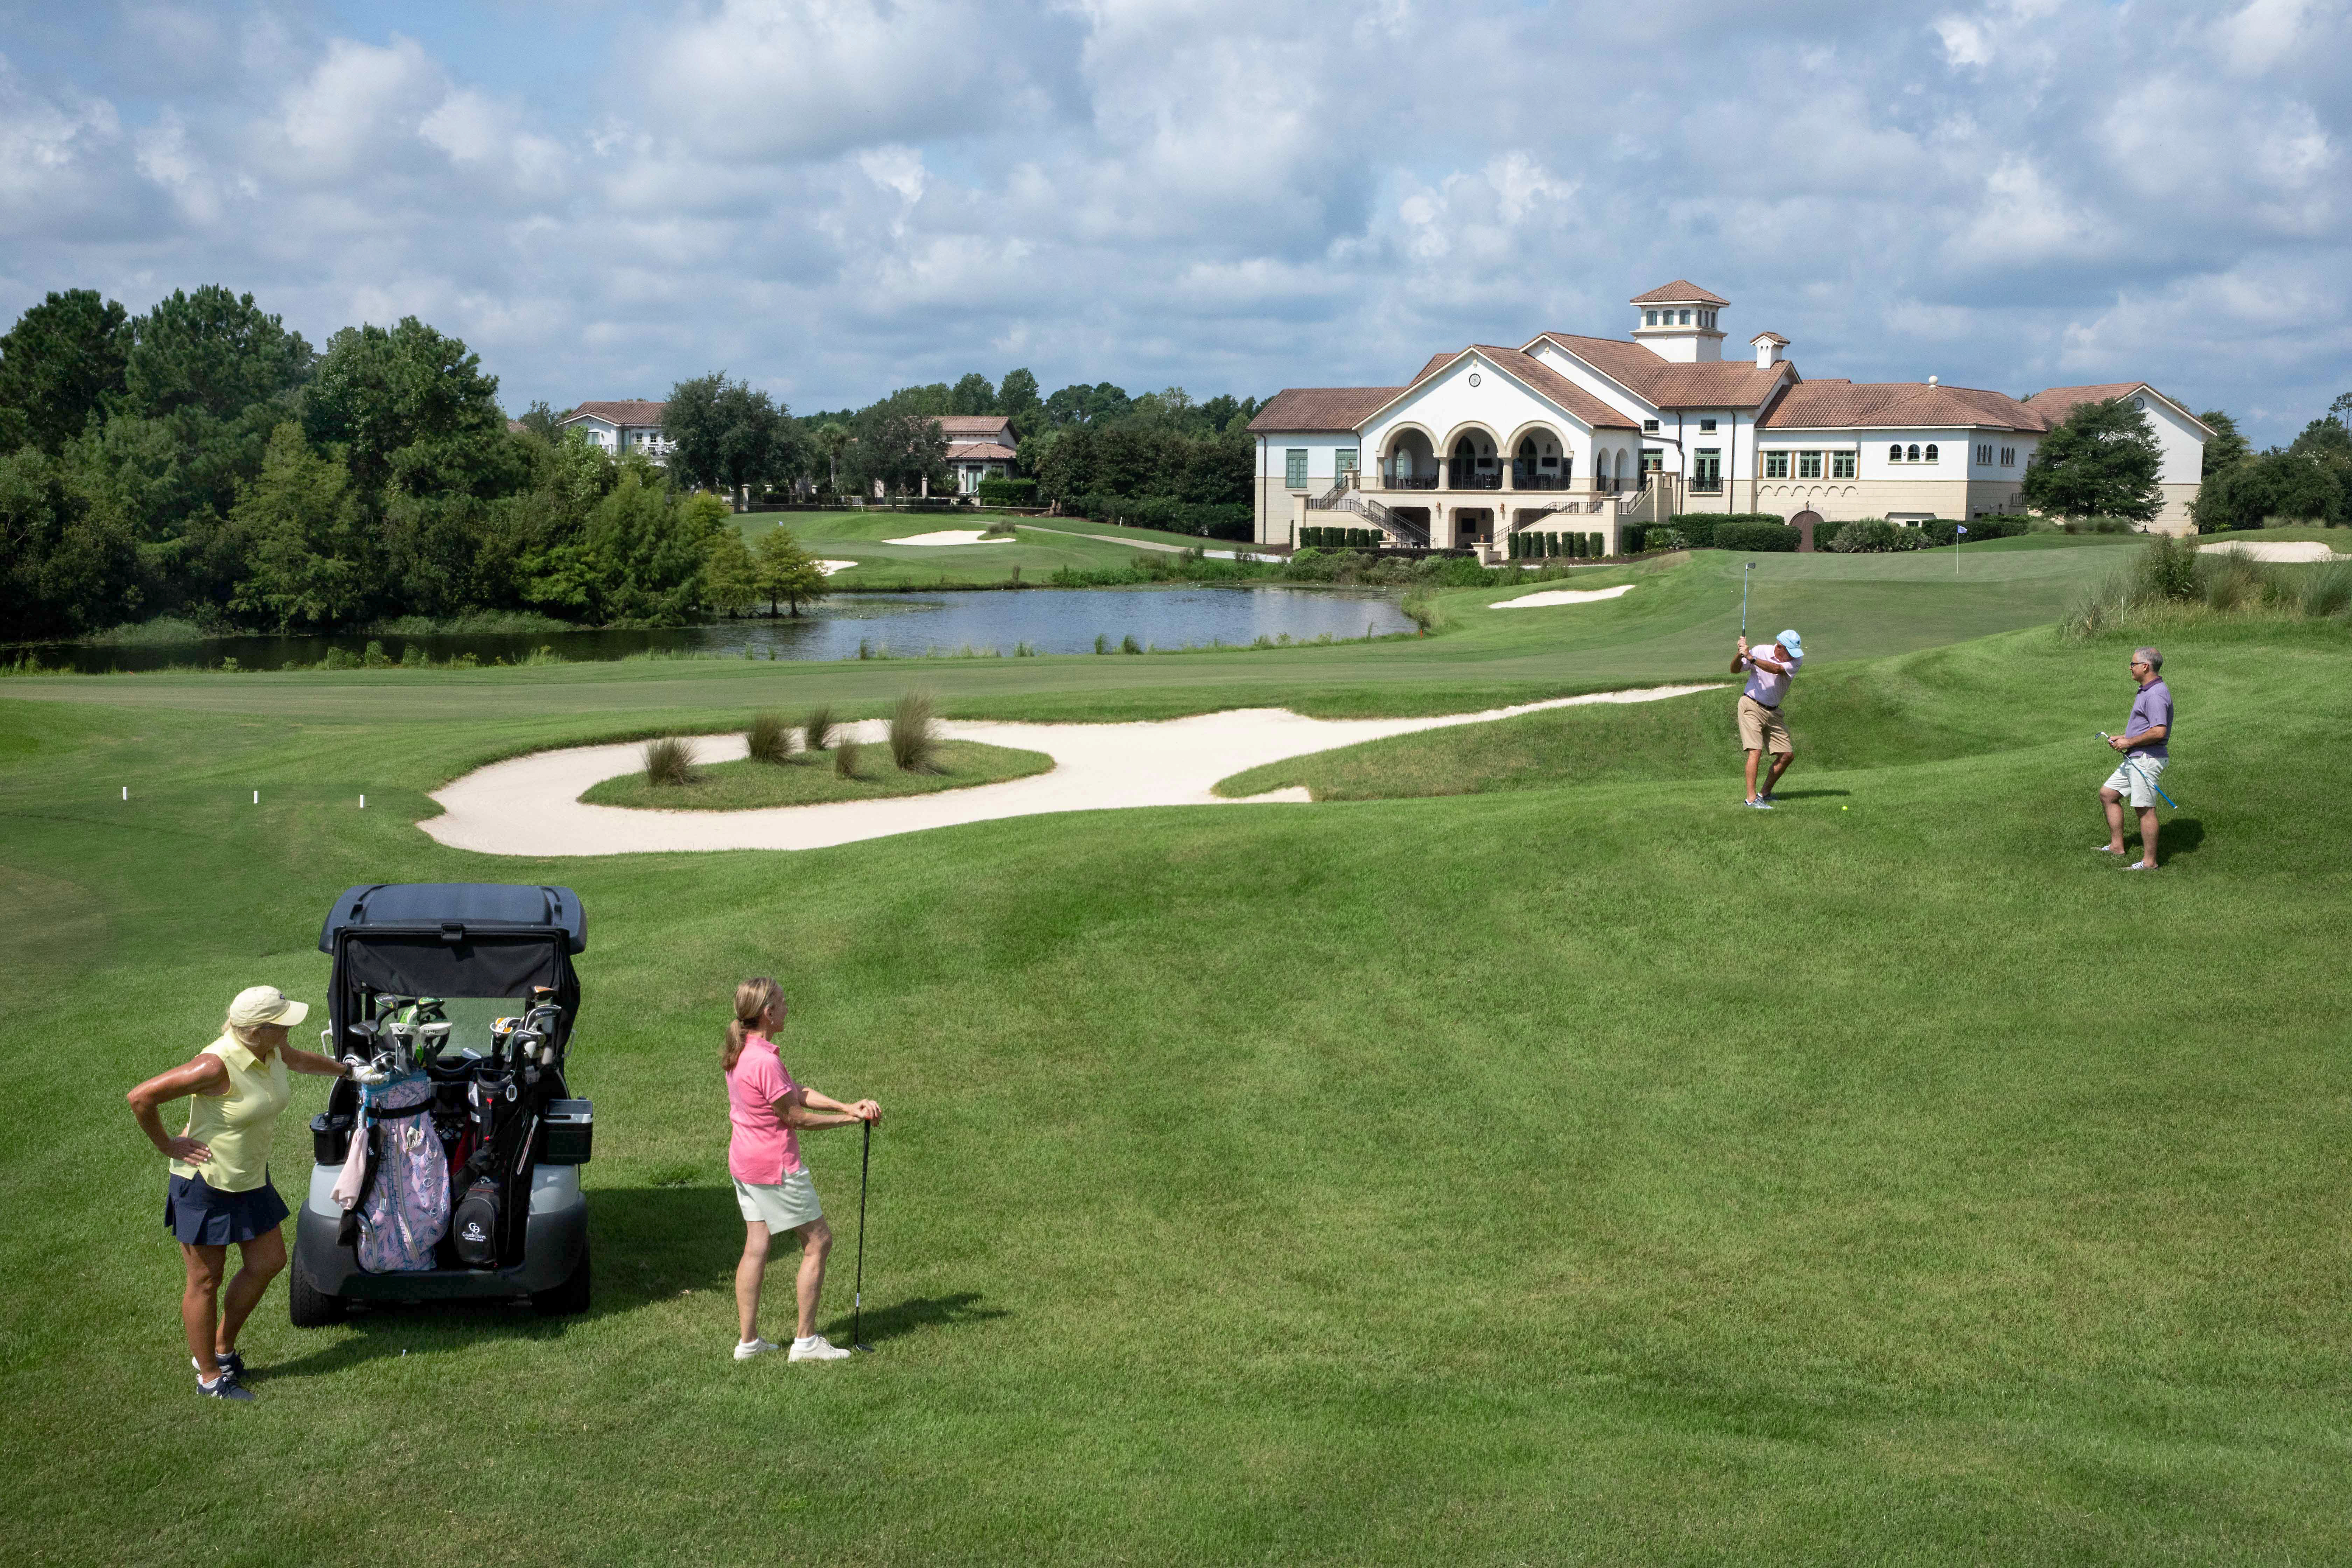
[2198,540,2348,563]
[815,560,856,575]
[886,530,1015,547]
[1490,585,1637,610]
[422,684,1721,856]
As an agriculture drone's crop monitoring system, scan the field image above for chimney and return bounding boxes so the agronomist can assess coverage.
[1927,376,1939,387]
[1750,332,1787,370]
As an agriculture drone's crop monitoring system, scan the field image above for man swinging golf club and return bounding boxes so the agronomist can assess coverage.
[1733,628,1804,809]
[2097,645,2172,870]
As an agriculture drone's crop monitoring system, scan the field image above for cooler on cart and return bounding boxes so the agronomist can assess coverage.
[292,882,593,1323]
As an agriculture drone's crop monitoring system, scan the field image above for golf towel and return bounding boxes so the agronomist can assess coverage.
[355,1074,449,1272]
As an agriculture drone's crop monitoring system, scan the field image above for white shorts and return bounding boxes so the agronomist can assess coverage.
[2104,755,2167,809]
[734,1170,823,1232]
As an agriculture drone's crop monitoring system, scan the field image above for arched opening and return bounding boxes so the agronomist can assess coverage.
[1448,433,1499,490]
[1791,509,1823,552]
[1906,443,1921,462]
[1383,429,1436,489]
[1889,443,1903,463]
[1924,443,1939,463]
[1511,429,1569,490]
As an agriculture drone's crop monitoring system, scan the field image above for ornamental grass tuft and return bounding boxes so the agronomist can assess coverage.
[803,704,837,752]
[834,737,862,779]
[889,690,940,773]
[746,712,791,766]
[642,735,694,788]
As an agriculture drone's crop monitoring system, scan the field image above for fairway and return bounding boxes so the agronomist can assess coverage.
[735,510,1212,589]
[6,539,2350,1564]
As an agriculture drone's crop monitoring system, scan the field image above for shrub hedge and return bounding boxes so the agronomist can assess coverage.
[975,476,1038,506]
[1713,520,1801,553]
[1301,526,1382,549]
[1065,493,1253,540]
[1666,512,1783,549]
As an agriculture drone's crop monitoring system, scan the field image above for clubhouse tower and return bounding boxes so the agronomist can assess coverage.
[1245,280,2209,554]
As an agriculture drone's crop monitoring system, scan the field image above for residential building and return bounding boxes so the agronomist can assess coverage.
[939,415,1017,493]
[1247,281,2208,554]
[558,400,673,461]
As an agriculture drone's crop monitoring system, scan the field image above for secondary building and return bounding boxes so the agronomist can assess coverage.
[1246,281,2209,553]
[557,400,674,462]
[939,414,1018,493]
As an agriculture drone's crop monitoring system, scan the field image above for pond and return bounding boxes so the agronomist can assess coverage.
[30,587,1416,673]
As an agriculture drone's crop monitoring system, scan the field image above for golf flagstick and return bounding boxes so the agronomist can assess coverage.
[851,1118,873,1352]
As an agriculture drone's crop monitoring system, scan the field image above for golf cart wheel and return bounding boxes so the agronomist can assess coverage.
[530,1243,591,1317]
[288,1260,347,1328]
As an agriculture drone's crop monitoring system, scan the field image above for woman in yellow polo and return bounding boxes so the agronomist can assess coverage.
[127,985,357,1401]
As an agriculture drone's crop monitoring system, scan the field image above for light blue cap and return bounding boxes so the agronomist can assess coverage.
[1776,629,1803,658]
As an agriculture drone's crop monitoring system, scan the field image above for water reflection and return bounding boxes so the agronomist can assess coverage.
[28,587,1414,673]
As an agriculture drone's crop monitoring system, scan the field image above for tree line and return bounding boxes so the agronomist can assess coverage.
[2192,394,2352,531]
[0,283,1270,639]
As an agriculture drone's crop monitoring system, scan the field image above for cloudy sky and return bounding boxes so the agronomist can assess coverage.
[3,0,2345,439]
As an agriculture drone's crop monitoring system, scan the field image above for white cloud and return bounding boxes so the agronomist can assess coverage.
[2,0,2348,443]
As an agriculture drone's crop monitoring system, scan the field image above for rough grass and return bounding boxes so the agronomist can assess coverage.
[803,703,838,752]
[834,736,861,778]
[581,739,1050,810]
[640,734,693,787]
[2,617,2351,1562]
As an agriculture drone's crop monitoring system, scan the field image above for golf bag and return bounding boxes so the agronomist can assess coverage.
[346,1073,450,1273]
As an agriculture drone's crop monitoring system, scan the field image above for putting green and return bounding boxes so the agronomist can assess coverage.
[7,539,2346,1563]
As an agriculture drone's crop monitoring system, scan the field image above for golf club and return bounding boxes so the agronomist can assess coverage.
[850,1118,874,1353]
[1741,562,1755,634]
[2098,733,2179,808]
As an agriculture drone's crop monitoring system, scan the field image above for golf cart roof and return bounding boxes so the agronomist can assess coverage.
[318,883,587,954]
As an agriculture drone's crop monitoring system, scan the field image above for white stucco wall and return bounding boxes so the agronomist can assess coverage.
[1254,433,1362,488]
[2136,394,2207,485]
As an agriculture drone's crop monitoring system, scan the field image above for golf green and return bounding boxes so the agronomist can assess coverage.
[6,538,2346,1564]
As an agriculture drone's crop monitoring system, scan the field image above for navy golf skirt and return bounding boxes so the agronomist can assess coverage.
[164,1170,290,1246]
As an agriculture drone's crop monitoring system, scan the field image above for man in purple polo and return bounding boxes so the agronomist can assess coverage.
[2098,645,2171,870]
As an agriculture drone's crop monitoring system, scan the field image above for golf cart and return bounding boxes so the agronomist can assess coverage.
[291,883,593,1324]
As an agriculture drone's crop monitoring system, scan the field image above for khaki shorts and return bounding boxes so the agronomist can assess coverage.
[735,1169,823,1233]
[1737,695,1792,755]
[2104,755,2167,810]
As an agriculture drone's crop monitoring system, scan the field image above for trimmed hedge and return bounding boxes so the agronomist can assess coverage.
[975,476,1038,506]
[1666,512,1783,549]
[1065,493,1254,541]
[1713,520,1801,553]
[1301,526,1382,549]
[1507,530,1606,560]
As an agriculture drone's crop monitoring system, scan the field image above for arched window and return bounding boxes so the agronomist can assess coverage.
[1889,443,1904,462]
[1454,438,1477,459]
[1906,444,1921,462]
[1518,438,1536,459]
[1924,443,1939,462]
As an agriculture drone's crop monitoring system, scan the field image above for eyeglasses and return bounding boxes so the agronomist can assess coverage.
[2128,661,2150,669]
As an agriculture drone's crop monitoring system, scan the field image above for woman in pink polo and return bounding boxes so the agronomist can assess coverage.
[724,976,880,1363]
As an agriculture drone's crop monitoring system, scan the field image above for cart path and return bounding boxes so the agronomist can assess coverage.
[420,684,1723,856]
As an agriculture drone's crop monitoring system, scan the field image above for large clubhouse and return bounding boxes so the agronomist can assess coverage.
[1246,280,2210,554]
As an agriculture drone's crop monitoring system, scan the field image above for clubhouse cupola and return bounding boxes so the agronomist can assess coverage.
[1629,280,1731,364]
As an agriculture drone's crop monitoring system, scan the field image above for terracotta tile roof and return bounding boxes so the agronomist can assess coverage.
[2025,382,2214,437]
[1750,331,1789,346]
[2022,383,2148,421]
[562,399,667,427]
[946,442,1017,462]
[1630,279,1729,306]
[1532,334,1792,409]
[937,415,1015,438]
[1759,380,2050,432]
[1247,387,1405,433]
